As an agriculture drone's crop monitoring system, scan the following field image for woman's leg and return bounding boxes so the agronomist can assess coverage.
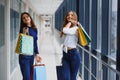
[62,51,71,80]
[19,55,34,80]
[62,58,70,80]
[70,50,81,80]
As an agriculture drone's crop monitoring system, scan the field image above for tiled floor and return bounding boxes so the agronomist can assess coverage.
[39,27,58,80]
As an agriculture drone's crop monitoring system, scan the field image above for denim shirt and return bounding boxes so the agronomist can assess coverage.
[19,26,39,55]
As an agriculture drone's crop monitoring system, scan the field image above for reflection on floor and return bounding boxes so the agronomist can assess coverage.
[39,26,59,80]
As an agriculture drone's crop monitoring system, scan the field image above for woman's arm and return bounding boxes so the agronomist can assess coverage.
[34,30,39,55]
[63,26,78,35]
[63,21,78,35]
[34,30,42,62]
[65,22,72,28]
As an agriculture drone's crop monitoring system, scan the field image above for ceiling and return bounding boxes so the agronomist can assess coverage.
[28,0,63,15]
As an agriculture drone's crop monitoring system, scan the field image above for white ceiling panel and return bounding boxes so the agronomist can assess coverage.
[28,0,63,14]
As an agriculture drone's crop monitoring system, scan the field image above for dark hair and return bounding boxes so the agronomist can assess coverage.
[20,12,37,30]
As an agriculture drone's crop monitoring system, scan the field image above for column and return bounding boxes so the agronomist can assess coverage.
[4,0,10,80]
[117,1,120,80]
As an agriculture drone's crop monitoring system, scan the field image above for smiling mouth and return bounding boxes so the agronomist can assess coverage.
[67,18,72,21]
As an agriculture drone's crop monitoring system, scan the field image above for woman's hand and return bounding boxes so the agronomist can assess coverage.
[77,22,81,26]
[35,54,42,62]
[70,20,78,25]
[23,27,28,34]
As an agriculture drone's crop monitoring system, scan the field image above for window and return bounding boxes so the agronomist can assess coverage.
[97,0,102,51]
[109,0,117,59]
[108,0,118,80]
[10,0,20,73]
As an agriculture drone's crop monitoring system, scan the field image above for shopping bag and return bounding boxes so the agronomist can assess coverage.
[33,64,46,80]
[56,65,63,80]
[78,24,91,46]
[79,24,91,43]
[15,33,33,55]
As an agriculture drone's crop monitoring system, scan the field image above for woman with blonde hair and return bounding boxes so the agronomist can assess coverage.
[60,11,81,80]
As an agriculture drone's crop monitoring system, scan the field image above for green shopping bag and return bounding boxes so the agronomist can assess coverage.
[15,33,33,55]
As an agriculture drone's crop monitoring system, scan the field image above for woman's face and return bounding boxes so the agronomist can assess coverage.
[22,14,31,25]
[67,11,76,22]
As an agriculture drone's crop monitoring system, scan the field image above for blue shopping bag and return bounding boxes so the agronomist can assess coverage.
[15,33,33,55]
[33,64,46,80]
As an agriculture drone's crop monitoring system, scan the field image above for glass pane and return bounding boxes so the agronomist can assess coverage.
[0,4,5,80]
[10,0,20,73]
[108,67,116,80]
[110,0,117,59]
[97,0,102,50]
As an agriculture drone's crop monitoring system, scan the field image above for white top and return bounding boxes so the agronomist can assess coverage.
[62,26,78,48]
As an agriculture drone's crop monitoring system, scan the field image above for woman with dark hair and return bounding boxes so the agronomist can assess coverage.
[19,12,41,80]
[60,11,81,80]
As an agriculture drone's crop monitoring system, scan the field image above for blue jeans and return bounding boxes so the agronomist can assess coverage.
[62,48,81,80]
[19,54,34,80]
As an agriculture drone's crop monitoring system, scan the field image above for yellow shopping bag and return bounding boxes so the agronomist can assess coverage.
[15,33,21,54]
[78,27,88,46]
[77,24,91,46]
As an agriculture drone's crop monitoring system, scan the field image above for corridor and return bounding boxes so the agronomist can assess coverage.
[0,0,120,80]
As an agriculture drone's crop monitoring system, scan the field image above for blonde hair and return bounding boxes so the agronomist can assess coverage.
[60,11,78,37]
